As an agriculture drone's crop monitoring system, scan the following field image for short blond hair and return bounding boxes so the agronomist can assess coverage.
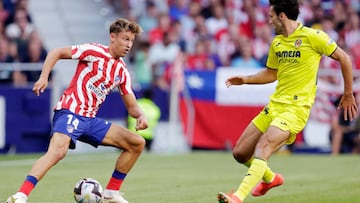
[109,18,143,35]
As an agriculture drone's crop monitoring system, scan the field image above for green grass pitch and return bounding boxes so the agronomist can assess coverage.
[1,151,360,203]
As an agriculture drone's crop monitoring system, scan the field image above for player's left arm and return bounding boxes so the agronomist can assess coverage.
[121,93,148,131]
[330,47,358,121]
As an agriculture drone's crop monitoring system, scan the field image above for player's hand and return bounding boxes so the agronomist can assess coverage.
[32,77,48,96]
[225,75,246,87]
[338,93,358,121]
[135,114,148,131]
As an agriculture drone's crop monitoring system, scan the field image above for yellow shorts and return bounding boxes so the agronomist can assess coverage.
[252,101,310,144]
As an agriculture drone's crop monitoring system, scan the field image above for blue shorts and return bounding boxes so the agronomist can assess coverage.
[52,109,112,149]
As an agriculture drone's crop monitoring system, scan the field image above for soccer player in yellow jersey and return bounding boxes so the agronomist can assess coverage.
[218,1,358,203]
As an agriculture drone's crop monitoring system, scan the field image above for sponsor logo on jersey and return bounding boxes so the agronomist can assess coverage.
[87,83,106,99]
[276,50,301,64]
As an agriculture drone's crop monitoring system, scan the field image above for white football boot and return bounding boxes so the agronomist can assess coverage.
[102,189,129,203]
[6,192,27,203]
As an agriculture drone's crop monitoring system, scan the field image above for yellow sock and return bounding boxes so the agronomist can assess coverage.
[243,157,275,183]
[262,165,275,183]
[235,158,267,201]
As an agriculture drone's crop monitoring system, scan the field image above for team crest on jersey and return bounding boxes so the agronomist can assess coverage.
[66,124,74,133]
[294,39,302,48]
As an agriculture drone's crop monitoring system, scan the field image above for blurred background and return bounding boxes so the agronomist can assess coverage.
[0,0,360,155]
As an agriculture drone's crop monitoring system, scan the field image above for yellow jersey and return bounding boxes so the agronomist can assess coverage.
[266,23,337,107]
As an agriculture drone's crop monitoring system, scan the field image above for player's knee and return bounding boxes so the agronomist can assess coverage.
[129,135,146,153]
[47,147,67,161]
[137,136,146,152]
[232,147,251,164]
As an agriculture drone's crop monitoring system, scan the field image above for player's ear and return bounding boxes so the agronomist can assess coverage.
[279,12,285,19]
[110,32,116,42]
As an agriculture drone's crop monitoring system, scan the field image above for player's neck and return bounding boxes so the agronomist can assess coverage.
[282,21,299,37]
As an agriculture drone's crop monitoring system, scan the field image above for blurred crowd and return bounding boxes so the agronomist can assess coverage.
[1,0,360,89]
[104,0,360,91]
[0,0,47,85]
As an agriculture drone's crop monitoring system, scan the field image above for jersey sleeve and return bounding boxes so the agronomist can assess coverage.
[71,43,99,61]
[310,29,337,56]
[118,68,134,95]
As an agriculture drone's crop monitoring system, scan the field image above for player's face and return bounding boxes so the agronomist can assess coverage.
[269,6,284,35]
[110,31,136,58]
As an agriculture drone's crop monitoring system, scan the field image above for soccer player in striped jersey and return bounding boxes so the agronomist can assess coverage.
[7,18,147,203]
[218,0,358,203]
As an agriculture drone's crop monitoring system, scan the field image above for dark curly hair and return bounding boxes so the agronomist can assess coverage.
[269,0,299,20]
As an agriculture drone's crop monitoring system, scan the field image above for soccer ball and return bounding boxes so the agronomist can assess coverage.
[73,178,103,203]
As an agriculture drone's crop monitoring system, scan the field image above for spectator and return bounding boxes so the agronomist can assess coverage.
[127,88,161,151]
[21,31,48,82]
[170,19,187,52]
[240,0,267,38]
[215,22,238,66]
[3,0,32,27]
[202,36,222,68]
[148,13,171,44]
[344,11,360,49]
[330,94,360,155]
[332,0,347,30]
[137,1,159,39]
[0,35,14,62]
[350,43,360,70]
[186,15,210,54]
[252,24,273,67]
[5,7,35,65]
[205,3,228,36]
[148,31,181,90]
[133,40,153,89]
[320,16,339,42]
[5,8,33,42]
[23,31,47,63]
[0,1,10,32]
[168,0,189,21]
[0,35,14,84]
[0,34,26,86]
[186,38,220,71]
[230,36,262,69]
[179,1,201,44]
[186,39,208,70]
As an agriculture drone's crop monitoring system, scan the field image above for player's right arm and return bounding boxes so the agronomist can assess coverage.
[33,47,72,96]
[330,47,358,121]
[225,68,277,87]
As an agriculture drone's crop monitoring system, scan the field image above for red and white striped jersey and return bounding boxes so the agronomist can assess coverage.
[55,43,133,118]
